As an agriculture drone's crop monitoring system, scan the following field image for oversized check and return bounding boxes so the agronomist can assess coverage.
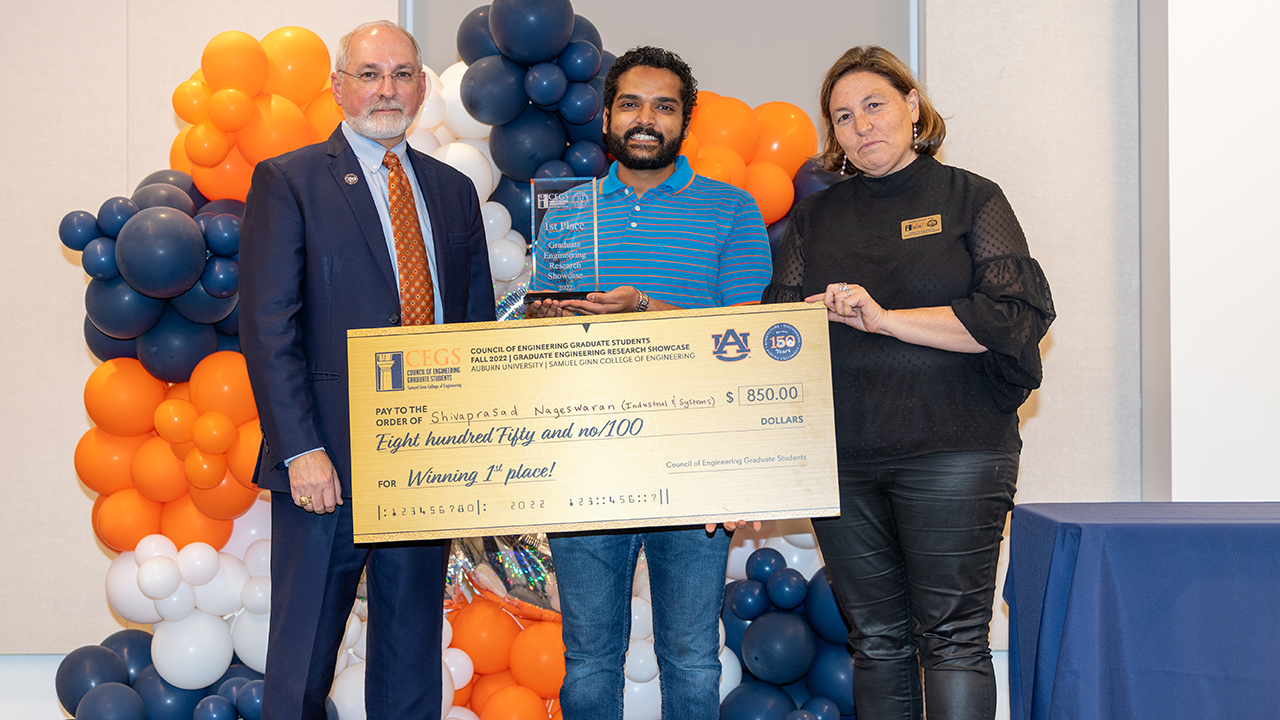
[346,303,838,542]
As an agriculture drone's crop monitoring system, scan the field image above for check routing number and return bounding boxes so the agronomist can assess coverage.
[346,303,838,542]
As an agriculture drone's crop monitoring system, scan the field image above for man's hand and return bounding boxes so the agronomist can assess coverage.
[288,450,343,514]
[557,286,644,315]
[525,297,571,318]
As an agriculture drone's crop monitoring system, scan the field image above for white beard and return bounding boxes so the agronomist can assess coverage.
[346,99,421,141]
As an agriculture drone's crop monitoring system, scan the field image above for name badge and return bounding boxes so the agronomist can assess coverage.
[901,214,942,239]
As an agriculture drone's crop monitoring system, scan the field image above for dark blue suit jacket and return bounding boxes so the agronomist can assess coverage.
[239,126,496,496]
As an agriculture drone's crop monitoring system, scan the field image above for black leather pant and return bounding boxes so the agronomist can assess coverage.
[812,450,1018,720]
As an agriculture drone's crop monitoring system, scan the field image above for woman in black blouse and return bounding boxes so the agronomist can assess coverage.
[763,47,1054,720]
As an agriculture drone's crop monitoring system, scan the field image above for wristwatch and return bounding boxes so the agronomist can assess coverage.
[634,290,650,312]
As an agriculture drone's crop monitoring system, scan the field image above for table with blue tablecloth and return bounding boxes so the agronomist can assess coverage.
[1004,502,1280,720]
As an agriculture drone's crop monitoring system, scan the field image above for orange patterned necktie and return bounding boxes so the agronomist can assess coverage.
[382,150,435,325]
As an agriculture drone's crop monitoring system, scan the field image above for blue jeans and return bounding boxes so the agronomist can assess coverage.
[549,526,730,720]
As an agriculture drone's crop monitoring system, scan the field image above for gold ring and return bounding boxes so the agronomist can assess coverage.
[298,495,312,506]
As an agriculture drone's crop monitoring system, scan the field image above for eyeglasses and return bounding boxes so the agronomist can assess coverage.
[338,69,421,87]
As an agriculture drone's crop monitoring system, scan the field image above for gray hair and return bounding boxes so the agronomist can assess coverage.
[334,21,423,73]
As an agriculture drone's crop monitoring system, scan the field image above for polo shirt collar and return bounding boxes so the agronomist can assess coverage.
[601,154,694,195]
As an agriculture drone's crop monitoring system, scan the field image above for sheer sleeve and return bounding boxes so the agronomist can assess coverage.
[951,190,1056,412]
[760,214,806,304]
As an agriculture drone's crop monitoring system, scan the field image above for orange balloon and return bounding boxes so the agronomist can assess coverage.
[185,121,233,168]
[161,494,233,550]
[154,398,199,444]
[170,440,195,461]
[479,685,546,720]
[688,96,759,164]
[691,156,731,185]
[754,101,818,178]
[173,80,212,125]
[91,494,109,546]
[84,358,167,437]
[304,91,345,143]
[191,145,253,202]
[470,671,517,716]
[452,598,522,674]
[75,428,152,495]
[170,127,194,174]
[185,448,229,489]
[745,161,796,225]
[189,351,258,426]
[189,471,260,520]
[696,144,748,188]
[453,678,474,708]
[679,131,699,160]
[236,93,313,166]
[97,489,163,552]
[226,421,263,489]
[261,26,332,107]
[208,88,257,132]
[508,622,566,700]
[193,411,237,454]
[131,436,191,503]
[202,30,269,95]
[167,382,191,400]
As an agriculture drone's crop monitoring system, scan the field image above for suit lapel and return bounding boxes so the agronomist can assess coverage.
[407,146,450,310]
[326,129,397,291]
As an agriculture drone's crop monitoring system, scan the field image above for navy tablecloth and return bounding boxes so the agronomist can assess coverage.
[1005,503,1280,720]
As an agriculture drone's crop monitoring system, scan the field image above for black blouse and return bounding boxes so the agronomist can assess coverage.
[763,155,1054,464]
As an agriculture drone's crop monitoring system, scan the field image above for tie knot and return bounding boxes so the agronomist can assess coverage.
[382,151,401,171]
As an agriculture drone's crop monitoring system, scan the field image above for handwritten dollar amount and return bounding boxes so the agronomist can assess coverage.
[726,383,804,405]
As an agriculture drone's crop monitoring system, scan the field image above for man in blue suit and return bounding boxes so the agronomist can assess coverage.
[239,20,494,720]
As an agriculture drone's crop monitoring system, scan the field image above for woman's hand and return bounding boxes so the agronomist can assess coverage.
[706,520,765,534]
[808,283,888,334]
[808,282,988,353]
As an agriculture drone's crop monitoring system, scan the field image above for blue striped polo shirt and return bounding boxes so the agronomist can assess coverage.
[532,155,772,308]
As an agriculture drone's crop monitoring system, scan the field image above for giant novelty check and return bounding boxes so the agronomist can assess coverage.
[346,303,838,542]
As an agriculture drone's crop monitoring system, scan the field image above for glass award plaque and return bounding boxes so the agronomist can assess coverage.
[528,177,599,302]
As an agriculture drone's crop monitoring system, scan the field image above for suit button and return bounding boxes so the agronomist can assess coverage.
[389,312,400,325]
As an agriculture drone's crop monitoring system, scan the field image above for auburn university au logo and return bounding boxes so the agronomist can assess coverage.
[712,329,751,361]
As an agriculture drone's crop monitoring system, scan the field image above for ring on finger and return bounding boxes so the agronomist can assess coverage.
[838,282,849,292]
[298,495,312,506]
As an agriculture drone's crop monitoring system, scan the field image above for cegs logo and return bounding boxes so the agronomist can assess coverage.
[711,329,751,362]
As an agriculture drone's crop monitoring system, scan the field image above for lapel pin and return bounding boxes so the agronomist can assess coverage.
[345,173,359,185]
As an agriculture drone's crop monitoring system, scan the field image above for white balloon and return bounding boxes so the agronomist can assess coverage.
[774,518,818,549]
[633,560,651,599]
[439,61,468,85]
[418,88,447,131]
[440,656,455,720]
[442,647,474,689]
[330,661,367,720]
[719,618,726,650]
[242,539,271,578]
[231,609,270,673]
[353,618,368,660]
[629,596,654,641]
[487,238,526,282]
[441,614,453,649]
[718,645,742,702]
[456,138,502,189]
[176,542,221,587]
[446,707,480,720]
[504,229,526,248]
[194,554,249,616]
[134,534,178,566]
[623,674,663,720]
[155,582,196,622]
[151,610,234,690]
[137,556,183,600]
[334,647,351,675]
[240,576,271,615]
[431,143,494,201]
[342,612,363,650]
[105,552,163,624]
[406,121,443,155]
[423,64,444,96]
[434,125,458,147]
[726,524,774,580]
[221,496,271,560]
[441,77,491,140]
[623,638,658,683]
[763,536,822,580]
[481,202,513,242]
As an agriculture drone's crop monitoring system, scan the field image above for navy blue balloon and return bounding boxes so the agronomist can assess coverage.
[488,0,574,65]
[216,333,242,353]
[99,630,152,684]
[767,567,809,610]
[558,40,601,82]
[195,695,238,720]
[462,55,530,126]
[793,159,844,203]
[457,5,501,64]
[236,679,265,720]
[136,169,208,210]
[525,62,568,106]
[720,681,797,720]
[215,676,248,703]
[569,14,603,52]
[193,212,216,232]
[85,276,166,339]
[782,679,812,708]
[598,50,617,80]
[201,257,239,299]
[204,214,240,256]
[115,207,207,298]
[557,82,600,125]
[214,304,239,335]
[171,279,237,324]
[785,711,820,720]
[564,140,607,178]
[55,645,129,716]
[728,579,772,620]
[747,547,787,583]
[206,664,263,697]
[85,315,139,362]
[132,664,205,720]
[97,197,140,239]
[60,210,101,251]
[564,116,604,146]
[803,642,855,715]
[534,159,574,178]
[75,682,145,720]
[490,174,534,240]
[804,567,851,644]
[200,198,246,218]
[489,105,567,182]
[767,215,790,259]
[136,305,219,383]
[132,182,196,216]
[801,697,841,720]
[326,696,340,719]
[82,237,120,280]
[741,611,818,685]
[722,582,751,657]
